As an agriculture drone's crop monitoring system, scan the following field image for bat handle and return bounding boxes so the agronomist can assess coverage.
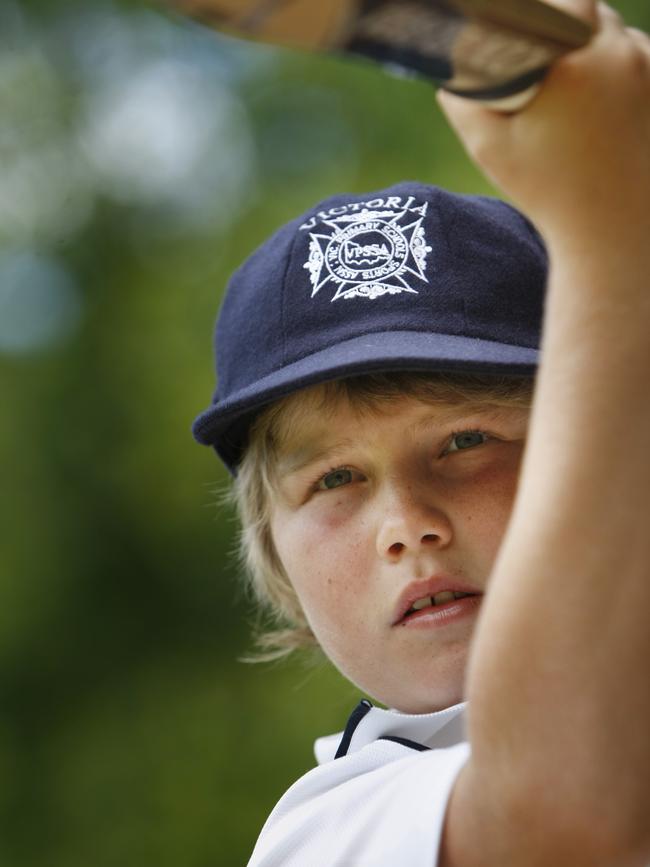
[470,81,542,113]
[441,64,548,114]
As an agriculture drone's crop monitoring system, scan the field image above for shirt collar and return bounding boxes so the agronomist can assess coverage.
[315,700,467,764]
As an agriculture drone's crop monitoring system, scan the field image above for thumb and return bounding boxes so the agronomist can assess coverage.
[435,89,509,160]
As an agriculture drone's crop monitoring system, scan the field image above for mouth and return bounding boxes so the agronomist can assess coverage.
[393,579,483,627]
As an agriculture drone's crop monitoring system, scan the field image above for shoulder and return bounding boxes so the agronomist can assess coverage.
[248,701,470,867]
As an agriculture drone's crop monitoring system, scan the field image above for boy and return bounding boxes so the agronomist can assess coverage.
[193,2,650,864]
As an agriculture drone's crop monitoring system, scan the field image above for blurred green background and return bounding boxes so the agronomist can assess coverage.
[1,2,648,864]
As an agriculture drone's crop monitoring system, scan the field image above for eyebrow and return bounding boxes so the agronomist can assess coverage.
[277,436,358,476]
[275,404,516,476]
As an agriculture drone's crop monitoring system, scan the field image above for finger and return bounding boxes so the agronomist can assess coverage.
[596,1,625,29]
[541,0,598,27]
[627,27,650,58]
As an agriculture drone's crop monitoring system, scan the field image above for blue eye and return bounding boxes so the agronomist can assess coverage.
[318,468,354,490]
[446,431,489,453]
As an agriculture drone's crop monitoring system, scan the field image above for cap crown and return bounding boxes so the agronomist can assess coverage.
[193,182,547,471]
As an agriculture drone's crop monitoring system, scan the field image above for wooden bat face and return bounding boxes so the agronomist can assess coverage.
[168,0,593,103]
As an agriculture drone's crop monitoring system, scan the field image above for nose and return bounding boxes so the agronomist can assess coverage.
[375,479,453,561]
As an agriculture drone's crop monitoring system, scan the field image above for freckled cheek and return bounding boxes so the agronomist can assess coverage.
[274,505,374,629]
[455,464,520,557]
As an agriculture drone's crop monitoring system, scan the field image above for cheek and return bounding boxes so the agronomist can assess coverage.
[455,462,520,558]
[271,503,372,630]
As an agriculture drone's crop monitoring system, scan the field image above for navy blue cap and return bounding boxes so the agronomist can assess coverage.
[192,182,547,472]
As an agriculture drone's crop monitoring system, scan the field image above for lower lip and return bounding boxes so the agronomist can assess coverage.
[396,595,482,629]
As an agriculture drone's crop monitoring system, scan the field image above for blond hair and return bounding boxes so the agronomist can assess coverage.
[231,371,533,661]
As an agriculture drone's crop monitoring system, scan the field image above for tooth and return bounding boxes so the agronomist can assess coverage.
[433,591,455,606]
[411,596,432,611]
[454,591,470,599]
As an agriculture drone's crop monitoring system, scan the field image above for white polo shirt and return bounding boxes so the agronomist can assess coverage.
[248,700,469,866]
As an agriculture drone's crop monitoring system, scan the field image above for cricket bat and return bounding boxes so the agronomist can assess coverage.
[166,0,594,110]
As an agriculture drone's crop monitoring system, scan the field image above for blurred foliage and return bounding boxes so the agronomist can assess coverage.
[1,1,648,864]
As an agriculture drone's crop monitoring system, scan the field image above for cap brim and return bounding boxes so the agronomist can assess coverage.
[192,329,538,468]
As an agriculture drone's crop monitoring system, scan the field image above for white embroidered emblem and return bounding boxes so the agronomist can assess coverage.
[302,197,432,301]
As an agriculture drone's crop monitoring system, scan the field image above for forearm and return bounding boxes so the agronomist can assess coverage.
[463,234,650,860]
[437,5,650,862]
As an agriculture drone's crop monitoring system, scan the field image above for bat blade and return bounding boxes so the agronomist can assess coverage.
[178,0,354,50]
[168,0,593,104]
